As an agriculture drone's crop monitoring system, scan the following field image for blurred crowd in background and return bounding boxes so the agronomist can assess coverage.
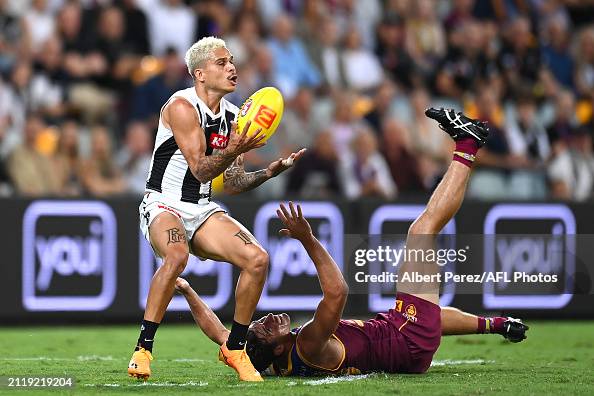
[1,0,594,201]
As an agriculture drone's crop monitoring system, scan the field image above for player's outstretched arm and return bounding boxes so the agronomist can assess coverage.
[174,278,229,346]
[223,149,306,194]
[276,202,348,356]
[164,98,266,184]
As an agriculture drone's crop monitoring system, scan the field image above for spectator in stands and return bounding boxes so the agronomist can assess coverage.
[547,89,578,146]
[574,26,594,100]
[94,5,142,90]
[53,119,83,196]
[138,0,195,56]
[469,87,543,199]
[505,94,551,165]
[307,15,346,92]
[131,47,187,126]
[295,0,326,43]
[548,126,594,201]
[253,0,301,30]
[499,16,543,98]
[275,86,320,154]
[5,60,30,135]
[328,91,361,156]
[56,2,115,124]
[541,15,574,89]
[375,15,417,89]
[407,87,452,187]
[22,0,54,56]
[57,1,93,65]
[381,117,424,193]
[224,13,263,67]
[342,24,384,92]
[444,0,475,31]
[286,130,341,198]
[0,0,26,73]
[120,0,150,55]
[267,13,320,99]
[436,20,501,99]
[193,0,233,39]
[80,125,126,197]
[339,126,397,200]
[116,121,152,194]
[364,78,397,133]
[29,35,67,121]
[405,0,446,80]
[7,114,61,196]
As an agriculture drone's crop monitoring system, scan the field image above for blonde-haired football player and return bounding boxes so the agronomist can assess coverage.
[128,36,305,382]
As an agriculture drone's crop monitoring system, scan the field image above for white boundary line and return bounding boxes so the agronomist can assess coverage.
[431,359,495,367]
[0,356,207,362]
[304,374,372,385]
[84,381,208,388]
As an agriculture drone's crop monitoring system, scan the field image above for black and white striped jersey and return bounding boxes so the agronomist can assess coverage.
[145,87,238,204]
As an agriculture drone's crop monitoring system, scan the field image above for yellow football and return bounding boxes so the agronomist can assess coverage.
[212,86,284,193]
[236,86,284,141]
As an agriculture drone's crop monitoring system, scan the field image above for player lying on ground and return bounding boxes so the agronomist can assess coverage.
[174,109,528,376]
[129,37,305,382]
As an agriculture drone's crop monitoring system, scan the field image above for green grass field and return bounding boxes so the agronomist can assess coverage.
[0,321,593,395]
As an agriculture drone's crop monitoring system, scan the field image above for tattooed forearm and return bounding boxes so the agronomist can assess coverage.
[223,155,270,194]
[192,151,237,184]
[166,228,186,245]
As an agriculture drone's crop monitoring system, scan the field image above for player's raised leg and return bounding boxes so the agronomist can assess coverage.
[128,212,189,379]
[389,108,489,373]
[399,108,490,303]
[190,212,268,381]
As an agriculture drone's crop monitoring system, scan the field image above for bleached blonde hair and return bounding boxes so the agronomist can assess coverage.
[185,36,227,79]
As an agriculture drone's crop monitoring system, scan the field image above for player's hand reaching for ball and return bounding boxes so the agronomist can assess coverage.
[225,120,267,156]
[266,148,306,178]
[277,202,314,242]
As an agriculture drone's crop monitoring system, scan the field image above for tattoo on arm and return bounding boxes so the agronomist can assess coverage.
[194,151,236,184]
[223,155,269,194]
[166,228,186,245]
[234,230,254,245]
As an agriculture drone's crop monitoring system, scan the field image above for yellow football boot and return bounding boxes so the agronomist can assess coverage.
[218,343,263,382]
[128,348,153,380]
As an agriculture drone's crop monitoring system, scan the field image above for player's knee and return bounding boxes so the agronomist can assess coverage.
[244,248,269,278]
[162,249,189,276]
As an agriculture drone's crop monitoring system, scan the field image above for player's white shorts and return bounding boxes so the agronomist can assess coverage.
[139,191,225,251]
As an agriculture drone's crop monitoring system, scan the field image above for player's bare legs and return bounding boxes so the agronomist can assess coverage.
[129,211,189,379]
[144,213,190,321]
[192,212,268,326]
[399,108,490,304]
[190,212,267,381]
[440,307,528,342]
[399,160,472,304]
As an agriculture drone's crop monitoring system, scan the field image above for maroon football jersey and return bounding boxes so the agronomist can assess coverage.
[278,293,441,376]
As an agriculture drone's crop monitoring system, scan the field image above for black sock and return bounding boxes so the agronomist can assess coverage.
[226,320,249,350]
[135,320,159,352]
